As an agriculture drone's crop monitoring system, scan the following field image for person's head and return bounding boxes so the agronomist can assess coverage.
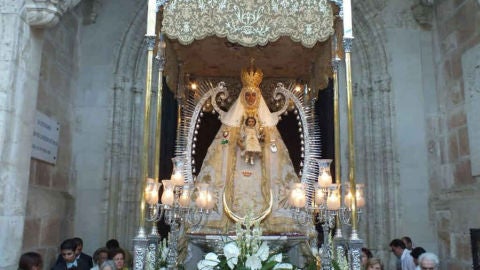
[108,248,125,270]
[402,236,413,250]
[361,247,373,266]
[60,239,77,263]
[93,247,109,266]
[389,239,406,258]
[18,252,43,270]
[418,252,439,270]
[106,239,120,250]
[244,90,258,106]
[100,260,116,270]
[366,257,383,270]
[410,246,426,266]
[246,117,256,127]
[72,237,84,256]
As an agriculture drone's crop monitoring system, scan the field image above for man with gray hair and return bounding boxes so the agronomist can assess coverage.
[418,252,439,270]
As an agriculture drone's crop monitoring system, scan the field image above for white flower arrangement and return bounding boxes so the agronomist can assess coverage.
[156,238,169,269]
[197,215,295,270]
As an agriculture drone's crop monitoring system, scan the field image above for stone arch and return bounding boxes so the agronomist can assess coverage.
[104,0,400,252]
[351,0,398,260]
[106,1,150,244]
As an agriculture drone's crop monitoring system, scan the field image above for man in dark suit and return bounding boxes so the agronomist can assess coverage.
[53,237,93,269]
[51,239,90,270]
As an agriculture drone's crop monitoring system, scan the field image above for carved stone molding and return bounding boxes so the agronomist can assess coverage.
[23,0,82,28]
[411,0,433,29]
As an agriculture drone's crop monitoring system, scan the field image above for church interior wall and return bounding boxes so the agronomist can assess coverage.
[346,0,436,267]
[0,1,47,269]
[72,0,147,258]
[384,0,438,255]
[350,1,398,262]
[429,0,480,268]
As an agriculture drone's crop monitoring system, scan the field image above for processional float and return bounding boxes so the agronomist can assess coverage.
[133,0,364,269]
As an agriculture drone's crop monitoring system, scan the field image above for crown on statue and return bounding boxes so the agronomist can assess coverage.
[245,111,257,119]
[241,60,263,88]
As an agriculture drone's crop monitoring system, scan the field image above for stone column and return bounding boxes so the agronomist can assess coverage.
[0,1,75,268]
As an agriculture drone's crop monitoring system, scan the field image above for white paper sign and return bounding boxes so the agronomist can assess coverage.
[31,111,60,164]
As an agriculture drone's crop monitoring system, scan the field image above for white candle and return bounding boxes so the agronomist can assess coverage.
[195,192,207,209]
[356,190,365,208]
[318,171,332,188]
[314,188,325,206]
[161,189,174,206]
[178,192,190,207]
[289,184,306,208]
[161,180,174,206]
[146,0,157,36]
[327,192,341,210]
[171,171,184,186]
[205,191,216,210]
[145,178,160,205]
[343,0,353,38]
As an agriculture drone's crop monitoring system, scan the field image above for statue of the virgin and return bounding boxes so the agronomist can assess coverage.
[195,62,301,234]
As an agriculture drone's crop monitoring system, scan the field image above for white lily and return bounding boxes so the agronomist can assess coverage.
[245,254,262,270]
[273,263,293,269]
[255,241,269,261]
[224,242,240,269]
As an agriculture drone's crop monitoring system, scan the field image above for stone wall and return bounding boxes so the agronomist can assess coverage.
[430,0,480,269]
[23,6,81,269]
[0,0,44,268]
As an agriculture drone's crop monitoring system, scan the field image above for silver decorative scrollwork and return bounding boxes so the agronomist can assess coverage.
[133,243,147,270]
[162,0,334,48]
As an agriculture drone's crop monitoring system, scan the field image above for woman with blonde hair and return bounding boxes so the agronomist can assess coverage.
[366,257,384,270]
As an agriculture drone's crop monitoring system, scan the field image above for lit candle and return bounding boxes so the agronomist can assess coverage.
[314,187,325,206]
[146,0,157,36]
[144,178,154,203]
[318,171,332,188]
[343,0,353,38]
[171,171,184,186]
[289,183,306,208]
[327,192,341,210]
[195,183,210,209]
[205,191,216,210]
[161,180,174,206]
[145,178,160,205]
[356,190,365,208]
[178,186,191,207]
[146,184,160,205]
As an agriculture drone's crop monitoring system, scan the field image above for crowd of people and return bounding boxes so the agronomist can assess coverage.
[361,236,440,270]
[18,235,441,270]
[18,238,131,270]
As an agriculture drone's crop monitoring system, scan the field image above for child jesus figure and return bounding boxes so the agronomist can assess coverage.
[241,116,264,165]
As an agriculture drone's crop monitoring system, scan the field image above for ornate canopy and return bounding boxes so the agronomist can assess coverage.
[162,0,335,48]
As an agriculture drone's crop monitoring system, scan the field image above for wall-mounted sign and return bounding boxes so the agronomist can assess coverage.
[31,111,60,164]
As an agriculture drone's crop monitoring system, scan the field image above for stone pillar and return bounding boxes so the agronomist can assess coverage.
[0,2,43,269]
[0,0,76,268]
